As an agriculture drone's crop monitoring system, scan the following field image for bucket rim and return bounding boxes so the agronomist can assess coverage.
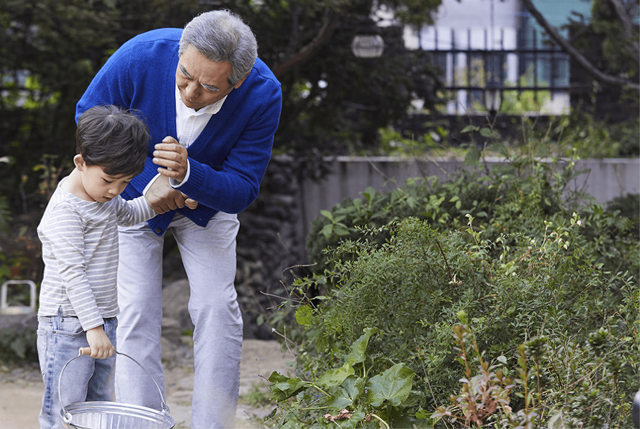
[61,400,176,427]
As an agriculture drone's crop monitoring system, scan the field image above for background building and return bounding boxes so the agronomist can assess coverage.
[404,0,594,115]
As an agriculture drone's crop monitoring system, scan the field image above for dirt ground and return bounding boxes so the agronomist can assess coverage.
[0,339,293,429]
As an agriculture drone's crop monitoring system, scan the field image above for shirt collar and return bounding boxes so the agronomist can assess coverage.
[175,85,228,116]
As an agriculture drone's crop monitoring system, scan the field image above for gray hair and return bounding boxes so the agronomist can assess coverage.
[179,10,258,87]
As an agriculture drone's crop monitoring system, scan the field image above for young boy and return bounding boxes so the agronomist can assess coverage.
[36,105,157,428]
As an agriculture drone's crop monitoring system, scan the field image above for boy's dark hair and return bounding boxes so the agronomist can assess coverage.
[76,105,150,177]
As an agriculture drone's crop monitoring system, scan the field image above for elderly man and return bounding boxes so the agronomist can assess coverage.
[75,9,282,428]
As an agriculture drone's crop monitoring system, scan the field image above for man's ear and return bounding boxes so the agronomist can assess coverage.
[74,154,86,170]
[233,73,250,90]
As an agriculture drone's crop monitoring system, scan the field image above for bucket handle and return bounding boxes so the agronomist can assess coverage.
[58,348,171,424]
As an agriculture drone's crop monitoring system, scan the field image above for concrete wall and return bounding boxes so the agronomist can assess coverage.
[298,156,640,238]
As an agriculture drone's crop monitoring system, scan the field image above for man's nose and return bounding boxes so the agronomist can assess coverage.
[184,82,200,100]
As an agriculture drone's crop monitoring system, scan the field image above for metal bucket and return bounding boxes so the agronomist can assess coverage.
[59,350,175,429]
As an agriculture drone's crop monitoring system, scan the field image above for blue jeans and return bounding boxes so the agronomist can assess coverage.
[37,310,117,429]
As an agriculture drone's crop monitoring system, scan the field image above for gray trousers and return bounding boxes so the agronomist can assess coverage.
[114,212,242,429]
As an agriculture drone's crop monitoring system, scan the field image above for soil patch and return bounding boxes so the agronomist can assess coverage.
[0,339,292,429]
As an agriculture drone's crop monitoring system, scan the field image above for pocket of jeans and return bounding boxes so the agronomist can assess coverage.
[102,317,118,339]
[54,317,84,337]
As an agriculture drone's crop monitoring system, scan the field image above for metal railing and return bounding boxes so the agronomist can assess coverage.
[423,27,591,95]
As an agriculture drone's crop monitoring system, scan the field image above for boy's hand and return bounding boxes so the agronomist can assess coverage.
[145,176,186,214]
[85,326,115,359]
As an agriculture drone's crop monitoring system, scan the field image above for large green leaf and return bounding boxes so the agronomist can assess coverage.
[346,327,379,365]
[317,362,355,388]
[268,372,307,402]
[364,363,415,407]
[326,376,365,409]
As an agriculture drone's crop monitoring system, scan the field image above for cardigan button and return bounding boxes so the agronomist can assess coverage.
[155,228,162,234]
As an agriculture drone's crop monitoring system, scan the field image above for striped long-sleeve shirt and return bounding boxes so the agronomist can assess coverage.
[37,177,156,331]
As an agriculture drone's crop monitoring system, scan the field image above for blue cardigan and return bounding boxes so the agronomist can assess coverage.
[76,28,282,235]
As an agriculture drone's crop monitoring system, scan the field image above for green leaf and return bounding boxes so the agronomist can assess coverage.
[548,412,564,429]
[364,363,415,407]
[295,305,313,327]
[320,210,333,221]
[268,372,307,402]
[327,376,365,409]
[461,125,479,133]
[315,335,329,354]
[480,127,493,138]
[320,224,333,240]
[465,147,481,165]
[415,408,429,419]
[362,187,377,203]
[317,362,355,388]
[334,224,350,236]
[346,327,379,365]
[393,414,432,429]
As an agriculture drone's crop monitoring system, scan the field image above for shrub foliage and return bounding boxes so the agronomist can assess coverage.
[266,153,639,428]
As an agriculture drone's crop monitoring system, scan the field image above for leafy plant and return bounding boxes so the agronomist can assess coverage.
[0,327,38,365]
[434,318,638,428]
[267,327,421,429]
[267,214,638,427]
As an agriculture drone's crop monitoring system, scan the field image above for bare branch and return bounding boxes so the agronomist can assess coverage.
[272,9,339,78]
[608,0,640,63]
[521,0,639,90]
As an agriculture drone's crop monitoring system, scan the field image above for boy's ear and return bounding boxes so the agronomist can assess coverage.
[73,154,86,170]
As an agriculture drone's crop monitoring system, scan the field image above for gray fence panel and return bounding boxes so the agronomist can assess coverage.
[299,157,639,237]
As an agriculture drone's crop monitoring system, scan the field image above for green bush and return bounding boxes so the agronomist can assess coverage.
[433,320,637,428]
[305,154,638,287]
[610,117,640,157]
[269,147,639,428]
[606,193,639,235]
[269,144,639,428]
[0,327,38,365]
[267,217,638,428]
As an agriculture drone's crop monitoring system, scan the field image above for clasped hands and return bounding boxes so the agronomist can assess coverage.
[147,136,198,214]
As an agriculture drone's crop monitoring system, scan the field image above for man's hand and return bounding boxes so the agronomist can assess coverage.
[182,193,198,210]
[145,176,187,214]
[85,326,115,359]
[153,136,189,182]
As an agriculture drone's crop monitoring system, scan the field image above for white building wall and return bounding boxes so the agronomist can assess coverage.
[405,0,570,115]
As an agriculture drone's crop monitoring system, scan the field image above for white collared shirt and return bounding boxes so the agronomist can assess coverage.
[175,85,227,148]
[145,86,228,192]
